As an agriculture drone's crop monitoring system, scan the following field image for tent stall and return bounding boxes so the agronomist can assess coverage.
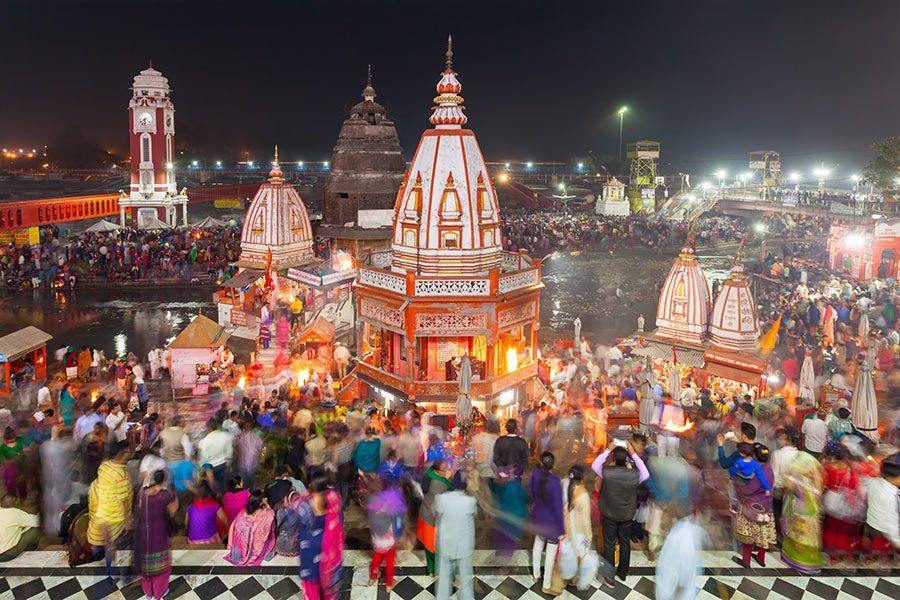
[0,326,52,394]
[167,314,231,392]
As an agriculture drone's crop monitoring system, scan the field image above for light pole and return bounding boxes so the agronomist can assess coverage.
[617,106,628,162]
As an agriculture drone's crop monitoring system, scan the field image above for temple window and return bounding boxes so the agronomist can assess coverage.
[483,229,494,246]
[403,229,417,246]
[140,135,151,163]
[442,232,459,248]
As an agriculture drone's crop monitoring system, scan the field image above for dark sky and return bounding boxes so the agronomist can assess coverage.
[3,0,898,176]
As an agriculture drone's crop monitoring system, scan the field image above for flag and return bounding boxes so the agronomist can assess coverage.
[759,313,782,355]
[671,345,678,365]
[263,247,273,293]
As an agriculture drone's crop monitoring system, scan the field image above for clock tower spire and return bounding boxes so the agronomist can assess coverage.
[120,65,189,228]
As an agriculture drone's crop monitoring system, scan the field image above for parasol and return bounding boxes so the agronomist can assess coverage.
[858,312,869,338]
[574,316,582,346]
[192,216,228,229]
[798,351,816,405]
[669,362,681,403]
[850,348,879,442]
[85,219,122,233]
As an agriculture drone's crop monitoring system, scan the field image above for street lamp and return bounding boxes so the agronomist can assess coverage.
[617,106,628,161]
[715,169,727,187]
[215,160,222,168]
[850,174,860,194]
[247,160,254,168]
[813,165,831,189]
[526,161,533,169]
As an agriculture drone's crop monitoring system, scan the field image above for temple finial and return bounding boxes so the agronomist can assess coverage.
[149,59,153,69]
[273,145,279,166]
[367,64,372,87]
[445,34,453,71]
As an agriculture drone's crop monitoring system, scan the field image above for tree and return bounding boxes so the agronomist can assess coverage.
[862,136,900,193]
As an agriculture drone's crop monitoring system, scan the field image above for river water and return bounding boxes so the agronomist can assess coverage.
[0,246,739,358]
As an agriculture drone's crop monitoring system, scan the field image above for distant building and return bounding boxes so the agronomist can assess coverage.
[118,66,189,228]
[319,67,406,255]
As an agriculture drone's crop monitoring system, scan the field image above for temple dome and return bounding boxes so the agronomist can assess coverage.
[390,36,502,276]
[240,147,314,269]
[655,242,711,344]
[323,65,406,226]
[132,66,170,95]
[709,262,759,352]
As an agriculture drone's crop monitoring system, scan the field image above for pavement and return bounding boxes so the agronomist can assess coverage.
[3,547,898,600]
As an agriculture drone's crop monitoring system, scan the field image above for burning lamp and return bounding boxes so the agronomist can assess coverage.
[506,347,518,373]
[844,233,864,249]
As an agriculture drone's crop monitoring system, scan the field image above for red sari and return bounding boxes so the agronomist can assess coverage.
[822,464,863,557]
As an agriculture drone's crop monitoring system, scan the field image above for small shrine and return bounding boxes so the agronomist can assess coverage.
[828,219,900,282]
[595,177,629,216]
[354,37,543,419]
[216,148,355,339]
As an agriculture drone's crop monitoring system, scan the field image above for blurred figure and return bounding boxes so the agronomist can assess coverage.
[731,444,775,568]
[87,440,133,564]
[186,481,227,545]
[597,441,649,583]
[0,494,41,562]
[821,444,864,562]
[298,475,344,600]
[491,419,529,555]
[435,485,477,600]
[530,451,564,592]
[134,470,177,600]
[222,476,250,528]
[780,452,824,574]
[367,485,406,592]
[655,515,706,600]
[865,452,900,559]
[40,426,74,535]
[417,459,453,576]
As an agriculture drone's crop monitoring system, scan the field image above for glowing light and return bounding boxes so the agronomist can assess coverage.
[247,160,254,167]
[498,173,509,183]
[845,233,864,249]
[334,250,355,272]
[237,376,246,389]
[662,419,694,433]
[617,106,628,115]
[558,182,565,190]
[166,162,173,169]
[813,166,831,178]
[850,174,860,182]
[789,172,801,183]
[506,347,518,373]
[298,161,304,167]
[526,162,533,169]
[296,368,311,387]
[90,390,99,404]
[577,162,584,169]
[754,222,767,233]
[215,160,222,167]
[504,162,510,169]
[323,161,330,167]
[715,169,726,179]
[192,160,198,167]
[700,181,712,190]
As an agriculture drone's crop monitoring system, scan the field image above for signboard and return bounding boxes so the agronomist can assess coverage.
[769,161,781,172]
[231,310,247,326]
[749,160,766,169]
[287,268,322,287]
[214,198,243,209]
[640,187,655,199]
[435,402,457,415]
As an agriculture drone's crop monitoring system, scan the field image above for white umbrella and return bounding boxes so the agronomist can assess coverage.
[639,362,657,432]
[573,317,582,346]
[85,219,122,233]
[858,312,870,338]
[192,216,228,229]
[140,215,172,230]
[669,363,681,403]
[458,356,472,395]
[851,348,879,442]
[798,352,816,405]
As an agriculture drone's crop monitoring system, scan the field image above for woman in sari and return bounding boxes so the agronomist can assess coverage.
[58,384,76,427]
[417,459,453,576]
[225,489,276,566]
[134,470,178,600]
[731,444,777,568]
[274,491,303,557]
[781,451,824,574]
[298,475,344,600]
[0,427,27,499]
[186,481,228,544]
[822,444,865,562]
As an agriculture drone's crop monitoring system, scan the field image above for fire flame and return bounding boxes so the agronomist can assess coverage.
[237,376,246,389]
[296,368,310,387]
[90,390,99,404]
[662,419,694,433]
[506,347,518,373]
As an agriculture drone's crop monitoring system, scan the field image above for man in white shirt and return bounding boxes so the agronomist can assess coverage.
[679,383,698,408]
[770,428,800,491]
[0,496,41,561]
[865,452,900,551]
[197,419,233,496]
[36,385,51,408]
[105,403,127,443]
[801,409,827,458]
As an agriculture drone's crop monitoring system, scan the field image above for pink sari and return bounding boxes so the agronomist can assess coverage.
[320,490,344,596]
[224,507,276,566]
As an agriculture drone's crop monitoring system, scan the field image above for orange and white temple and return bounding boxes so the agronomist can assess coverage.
[354,38,543,414]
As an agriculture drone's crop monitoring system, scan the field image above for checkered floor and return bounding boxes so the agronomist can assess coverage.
[1,550,897,600]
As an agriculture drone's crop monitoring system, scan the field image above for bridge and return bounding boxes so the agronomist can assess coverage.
[0,183,261,234]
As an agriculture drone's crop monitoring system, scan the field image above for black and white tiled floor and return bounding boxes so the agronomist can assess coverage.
[0,550,897,600]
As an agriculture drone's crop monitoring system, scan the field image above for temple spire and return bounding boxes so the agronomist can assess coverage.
[362,64,376,102]
[268,144,284,183]
[445,34,453,71]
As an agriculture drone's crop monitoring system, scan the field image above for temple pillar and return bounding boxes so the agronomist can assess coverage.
[182,201,188,227]
[119,205,126,226]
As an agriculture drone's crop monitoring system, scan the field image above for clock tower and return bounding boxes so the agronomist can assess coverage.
[119,65,189,228]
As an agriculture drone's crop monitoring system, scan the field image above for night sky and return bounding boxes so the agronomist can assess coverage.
[3,0,898,175]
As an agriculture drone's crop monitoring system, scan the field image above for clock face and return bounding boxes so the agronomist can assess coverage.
[139,112,153,126]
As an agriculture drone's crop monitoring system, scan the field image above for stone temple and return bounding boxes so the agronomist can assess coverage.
[319,66,406,255]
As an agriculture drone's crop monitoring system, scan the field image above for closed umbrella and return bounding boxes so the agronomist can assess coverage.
[574,316,582,347]
[458,355,472,395]
[798,351,816,405]
[851,348,879,442]
[669,363,681,403]
[858,312,870,338]
[639,362,657,433]
[456,394,472,424]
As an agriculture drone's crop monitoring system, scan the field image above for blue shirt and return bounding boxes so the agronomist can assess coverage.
[730,458,771,491]
[256,412,274,429]
[353,438,382,473]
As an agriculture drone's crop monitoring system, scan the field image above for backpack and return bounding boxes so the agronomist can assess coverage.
[65,508,93,567]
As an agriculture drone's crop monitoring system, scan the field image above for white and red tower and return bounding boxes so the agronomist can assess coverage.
[709,261,759,352]
[119,65,189,228]
[654,240,712,345]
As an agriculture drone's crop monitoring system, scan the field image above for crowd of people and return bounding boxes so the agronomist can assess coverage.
[500,212,831,257]
[0,225,242,289]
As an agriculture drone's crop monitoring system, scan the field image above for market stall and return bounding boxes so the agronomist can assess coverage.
[167,314,232,393]
[0,326,52,394]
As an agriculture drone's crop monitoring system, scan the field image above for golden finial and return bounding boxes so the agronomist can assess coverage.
[445,34,453,71]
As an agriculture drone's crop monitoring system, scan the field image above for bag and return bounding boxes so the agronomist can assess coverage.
[740,499,772,524]
[66,509,93,567]
[577,550,601,591]
[556,539,578,580]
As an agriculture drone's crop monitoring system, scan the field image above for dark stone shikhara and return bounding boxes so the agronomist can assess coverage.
[322,66,406,227]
